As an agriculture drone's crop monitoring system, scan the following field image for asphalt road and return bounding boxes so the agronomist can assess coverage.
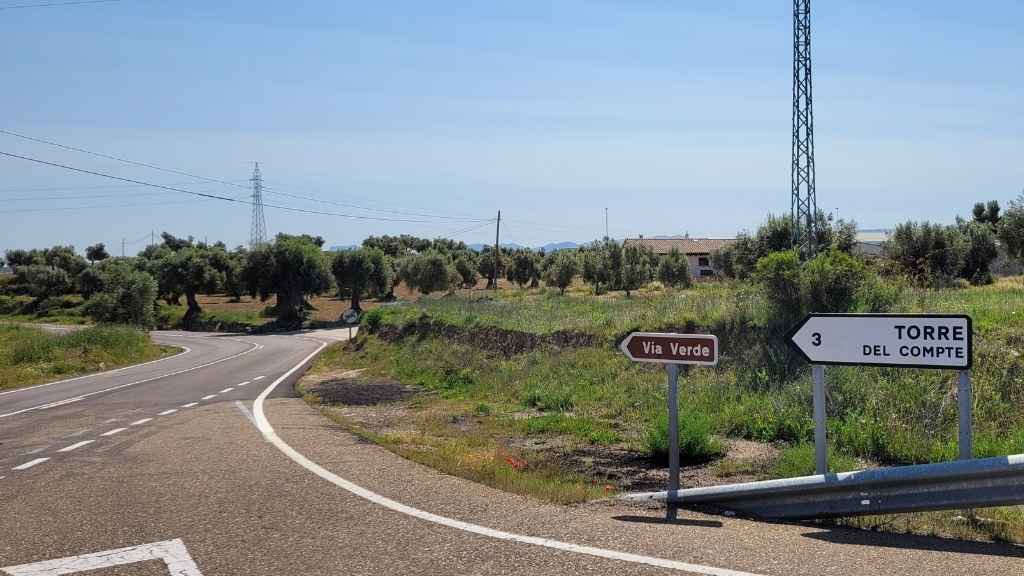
[1,329,1022,575]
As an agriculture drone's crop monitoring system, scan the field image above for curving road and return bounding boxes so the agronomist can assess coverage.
[0,329,1021,575]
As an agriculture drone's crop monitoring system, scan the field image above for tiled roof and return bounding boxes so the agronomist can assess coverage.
[622,237,737,255]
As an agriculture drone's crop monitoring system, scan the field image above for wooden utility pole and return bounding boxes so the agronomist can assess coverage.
[491,210,501,290]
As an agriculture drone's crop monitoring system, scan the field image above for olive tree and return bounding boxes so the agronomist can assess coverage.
[542,250,578,294]
[331,248,375,312]
[620,244,649,297]
[656,247,691,288]
[244,234,332,328]
[85,243,110,264]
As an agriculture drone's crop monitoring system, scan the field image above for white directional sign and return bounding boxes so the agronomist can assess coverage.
[787,313,972,369]
[1,539,203,576]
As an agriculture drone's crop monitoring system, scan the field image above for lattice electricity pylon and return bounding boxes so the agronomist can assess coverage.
[249,162,267,248]
[791,0,818,257]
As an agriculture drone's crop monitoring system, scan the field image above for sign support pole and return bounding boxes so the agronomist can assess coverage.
[666,363,680,521]
[958,370,972,460]
[812,365,827,475]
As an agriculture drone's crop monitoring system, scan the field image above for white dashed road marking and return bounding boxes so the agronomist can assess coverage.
[158,409,177,416]
[201,395,216,401]
[252,375,265,380]
[181,402,198,408]
[100,428,126,437]
[57,440,94,453]
[237,381,250,387]
[26,447,46,455]
[12,458,50,471]
[130,418,153,426]
[219,387,234,394]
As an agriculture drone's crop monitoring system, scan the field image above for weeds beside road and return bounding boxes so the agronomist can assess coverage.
[0,324,176,391]
[301,277,1024,543]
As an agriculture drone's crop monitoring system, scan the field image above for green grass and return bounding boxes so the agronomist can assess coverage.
[0,323,176,390]
[156,303,265,330]
[770,443,862,477]
[308,277,1024,541]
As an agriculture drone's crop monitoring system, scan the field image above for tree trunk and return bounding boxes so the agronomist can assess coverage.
[277,289,304,330]
[182,290,201,330]
[350,288,361,312]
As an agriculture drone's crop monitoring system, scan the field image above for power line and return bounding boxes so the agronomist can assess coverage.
[261,187,488,222]
[0,0,120,10]
[0,150,465,223]
[2,192,184,202]
[0,129,246,191]
[1,129,490,223]
[0,181,246,193]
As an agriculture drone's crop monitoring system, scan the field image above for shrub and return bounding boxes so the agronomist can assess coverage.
[646,407,724,465]
[82,267,159,327]
[361,307,385,331]
[34,295,81,317]
[884,221,967,286]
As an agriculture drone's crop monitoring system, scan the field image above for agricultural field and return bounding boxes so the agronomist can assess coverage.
[302,276,1024,543]
[0,323,177,391]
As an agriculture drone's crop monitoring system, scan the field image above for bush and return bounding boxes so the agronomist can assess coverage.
[0,294,29,315]
[755,249,871,327]
[34,295,82,317]
[646,407,724,465]
[82,268,159,327]
[361,307,385,331]
[542,251,579,294]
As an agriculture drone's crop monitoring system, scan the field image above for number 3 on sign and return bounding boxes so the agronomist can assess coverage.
[811,332,821,346]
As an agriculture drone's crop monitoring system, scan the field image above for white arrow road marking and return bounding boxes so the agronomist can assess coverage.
[1,538,203,575]
[252,341,765,576]
[12,458,50,471]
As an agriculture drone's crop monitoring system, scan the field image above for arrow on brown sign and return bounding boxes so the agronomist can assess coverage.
[619,332,719,366]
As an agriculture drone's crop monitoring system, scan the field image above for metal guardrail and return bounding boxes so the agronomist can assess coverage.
[623,454,1024,520]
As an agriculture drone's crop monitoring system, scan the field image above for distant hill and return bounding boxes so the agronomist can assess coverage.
[467,243,525,252]
[540,242,579,252]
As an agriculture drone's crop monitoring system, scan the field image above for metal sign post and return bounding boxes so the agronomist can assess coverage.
[620,332,719,520]
[666,364,680,520]
[788,313,975,476]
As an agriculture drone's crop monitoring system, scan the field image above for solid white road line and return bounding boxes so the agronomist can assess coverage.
[0,339,261,419]
[252,375,265,380]
[12,458,50,471]
[219,387,234,394]
[201,394,216,401]
[0,345,192,398]
[100,427,126,437]
[130,418,153,426]
[237,381,250,387]
[158,409,177,416]
[181,402,198,408]
[58,440,94,453]
[251,341,764,576]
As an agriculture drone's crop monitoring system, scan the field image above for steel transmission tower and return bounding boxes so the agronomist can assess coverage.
[791,0,818,256]
[249,162,267,247]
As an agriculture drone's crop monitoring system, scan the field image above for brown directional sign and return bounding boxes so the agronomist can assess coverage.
[619,332,719,366]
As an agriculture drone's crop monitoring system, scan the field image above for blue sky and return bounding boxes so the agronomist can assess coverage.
[1,0,1021,255]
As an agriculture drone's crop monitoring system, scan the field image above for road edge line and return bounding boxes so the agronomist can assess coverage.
[252,340,765,576]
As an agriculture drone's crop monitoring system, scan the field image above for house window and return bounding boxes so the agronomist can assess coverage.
[698,257,710,267]
[700,269,715,278]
